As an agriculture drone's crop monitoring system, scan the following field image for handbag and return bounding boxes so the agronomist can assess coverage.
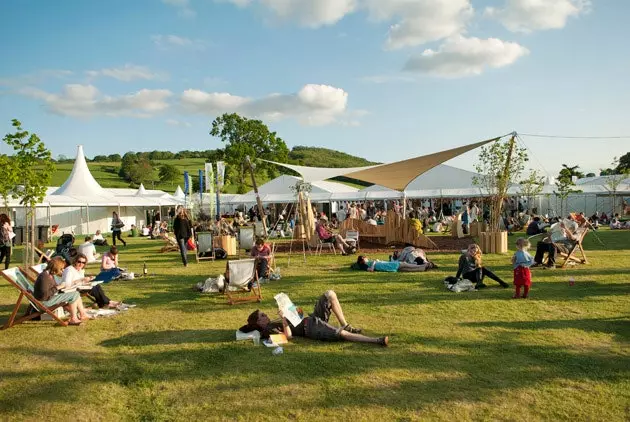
[186,238,196,250]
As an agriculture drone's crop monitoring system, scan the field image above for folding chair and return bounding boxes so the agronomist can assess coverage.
[195,232,215,263]
[345,230,360,250]
[225,259,262,305]
[315,237,336,255]
[238,226,255,255]
[1,267,69,329]
[160,236,180,253]
[556,227,590,268]
[30,244,53,264]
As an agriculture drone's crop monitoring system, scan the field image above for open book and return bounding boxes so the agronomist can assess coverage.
[274,292,303,327]
[263,334,288,347]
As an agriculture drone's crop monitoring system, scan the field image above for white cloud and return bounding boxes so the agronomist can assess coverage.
[485,0,590,33]
[166,119,192,127]
[152,34,206,50]
[86,65,162,82]
[181,84,351,125]
[22,84,172,118]
[404,36,529,77]
[162,0,196,18]
[259,0,357,28]
[365,0,474,49]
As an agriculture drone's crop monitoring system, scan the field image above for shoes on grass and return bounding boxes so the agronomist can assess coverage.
[378,336,389,347]
[343,324,362,334]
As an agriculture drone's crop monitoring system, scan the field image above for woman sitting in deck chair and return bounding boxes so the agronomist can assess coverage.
[34,257,91,325]
[240,290,388,346]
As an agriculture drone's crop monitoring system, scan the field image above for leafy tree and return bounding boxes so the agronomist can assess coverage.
[210,113,289,194]
[127,158,156,186]
[585,172,596,178]
[604,157,630,215]
[599,168,616,176]
[554,178,581,217]
[0,154,18,211]
[159,163,180,186]
[558,164,584,182]
[473,135,528,232]
[92,155,108,162]
[616,152,630,173]
[518,170,545,212]
[118,152,138,179]
[107,153,122,162]
[2,119,55,265]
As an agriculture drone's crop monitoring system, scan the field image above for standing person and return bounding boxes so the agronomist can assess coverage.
[173,206,192,267]
[111,212,126,247]
[455,244,509,289]
[512,238,534,299]
[0,213,14,270]
[461,203,470,235]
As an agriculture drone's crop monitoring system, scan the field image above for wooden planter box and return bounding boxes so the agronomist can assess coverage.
[214,235,237,256]
[479,231,508,254]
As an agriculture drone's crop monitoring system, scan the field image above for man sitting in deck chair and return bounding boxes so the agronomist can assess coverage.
[250,238,272,279]
[531,216,580,269]
[239,290,388,346]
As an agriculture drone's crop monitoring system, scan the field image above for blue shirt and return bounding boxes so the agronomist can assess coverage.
[513,250,533,269]
[367,260,400,272]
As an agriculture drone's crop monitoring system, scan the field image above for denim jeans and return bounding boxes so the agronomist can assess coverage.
[177,238,188,266]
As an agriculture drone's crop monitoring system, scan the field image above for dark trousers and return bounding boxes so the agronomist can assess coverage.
[177,238,188,266]
[255,258,269,279]
[463,267,506,287]
[0,246,11,270]
[112,230,126,246]
[89,284,111,308]
[534,241,556,266]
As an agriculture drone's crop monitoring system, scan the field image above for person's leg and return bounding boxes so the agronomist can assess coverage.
[522,285,530,298]
[177,238,188,266]
[323,290,347,327]
[339,330,387,345]
[547,245,557,267]
[67,300,80,322]
[90,285,114,308]
[398,262,427,272]
[112,231,117,246]
[0,246,6,269]
[462,269,483,286]
[119,232,127,246]
[75,297,91,319]
[533,241,546,264]
[481,267,509,287]
[513,285,521,298]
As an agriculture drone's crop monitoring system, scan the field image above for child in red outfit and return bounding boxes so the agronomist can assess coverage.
[511,238,533,299]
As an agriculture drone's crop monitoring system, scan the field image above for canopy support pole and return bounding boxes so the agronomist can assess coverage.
[86,205,90,235]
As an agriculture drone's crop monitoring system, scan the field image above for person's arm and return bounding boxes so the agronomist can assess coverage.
[278,311,292,339]
[511,254,516,265]
[455,255,465,279]
[368,260,377,272]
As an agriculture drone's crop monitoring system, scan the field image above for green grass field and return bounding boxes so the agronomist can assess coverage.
[1,230,629,421]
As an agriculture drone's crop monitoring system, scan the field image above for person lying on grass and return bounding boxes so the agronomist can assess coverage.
[239,290,388,346]
[392,245,438,270]
[356,255,428,272]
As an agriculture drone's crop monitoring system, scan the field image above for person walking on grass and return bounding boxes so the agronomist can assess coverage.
[0,213,14,270]
[173,206,192,267]
[512,238,534,299]
[455,244,509,289]
[240,290,388,346]
[111,212,126,247]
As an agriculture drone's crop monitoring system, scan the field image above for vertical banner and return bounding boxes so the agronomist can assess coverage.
[183,171,190,195]
[215,168,221,220]
[206,163,215,218]
[198,169,204,203]
[216,161,226,189]
[204,162,213,193]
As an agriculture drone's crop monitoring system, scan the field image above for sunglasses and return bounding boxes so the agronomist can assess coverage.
[77,260,87,265]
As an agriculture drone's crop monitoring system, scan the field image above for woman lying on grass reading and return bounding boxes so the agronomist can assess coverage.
[355,255,428,272]
[240,290,388,346]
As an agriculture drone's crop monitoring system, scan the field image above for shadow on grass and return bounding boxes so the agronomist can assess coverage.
[1,333,628,418]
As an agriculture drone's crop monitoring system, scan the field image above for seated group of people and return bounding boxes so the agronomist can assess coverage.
[34,250,123,325]
[315,217,356,255]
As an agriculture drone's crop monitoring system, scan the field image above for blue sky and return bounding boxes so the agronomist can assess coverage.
[1,0,628,177]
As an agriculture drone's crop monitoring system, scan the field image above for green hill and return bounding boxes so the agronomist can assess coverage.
[51,147,377,194]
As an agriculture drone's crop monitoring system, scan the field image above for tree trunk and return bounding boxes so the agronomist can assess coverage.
[30,208,36,266]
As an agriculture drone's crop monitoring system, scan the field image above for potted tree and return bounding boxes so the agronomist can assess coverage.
[473,134,528,253]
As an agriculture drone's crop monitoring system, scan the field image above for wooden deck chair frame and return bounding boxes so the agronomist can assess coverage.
[556,227,590,268]
[1,267,69,329]
[225,258,262,305]
[315,237,336,255]
[195,232,215,263]
[27,243,53,264]
[160,236,180,253]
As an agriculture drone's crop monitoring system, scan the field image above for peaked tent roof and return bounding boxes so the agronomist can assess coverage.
[53,145,111,197]
[135,184,147,196]
[173,186,185,199]
[263,136,501,191]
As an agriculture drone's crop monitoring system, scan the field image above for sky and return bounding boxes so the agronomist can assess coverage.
[1,0,629,179]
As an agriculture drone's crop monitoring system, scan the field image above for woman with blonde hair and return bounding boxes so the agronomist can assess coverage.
[33,257,91,325]
[455,244,509,289]
[0,213,14,270]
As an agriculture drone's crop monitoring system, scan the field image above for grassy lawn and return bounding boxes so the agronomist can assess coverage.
[0,230,629,421]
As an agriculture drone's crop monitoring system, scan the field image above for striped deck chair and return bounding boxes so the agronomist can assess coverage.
[1,267,69,329]
[225,258,261,305]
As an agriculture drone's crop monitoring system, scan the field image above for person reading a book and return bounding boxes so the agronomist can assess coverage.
[239,290,389,346]
[60,253,120,309]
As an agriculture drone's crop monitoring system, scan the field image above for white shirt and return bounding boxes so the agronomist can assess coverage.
[78,242,98,263]
[93,234,104,241]
[60,265,85,290]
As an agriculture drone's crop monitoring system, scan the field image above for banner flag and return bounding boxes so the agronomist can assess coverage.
[198,169,204,201]
[183,171,189,195]
[216,161,226,188]
[204,163,213,193]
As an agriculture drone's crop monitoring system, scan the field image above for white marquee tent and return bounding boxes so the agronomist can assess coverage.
[7,145,185,238]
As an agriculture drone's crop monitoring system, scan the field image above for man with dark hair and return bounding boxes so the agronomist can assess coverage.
[240,290,388,346]
[526,216,546,236]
